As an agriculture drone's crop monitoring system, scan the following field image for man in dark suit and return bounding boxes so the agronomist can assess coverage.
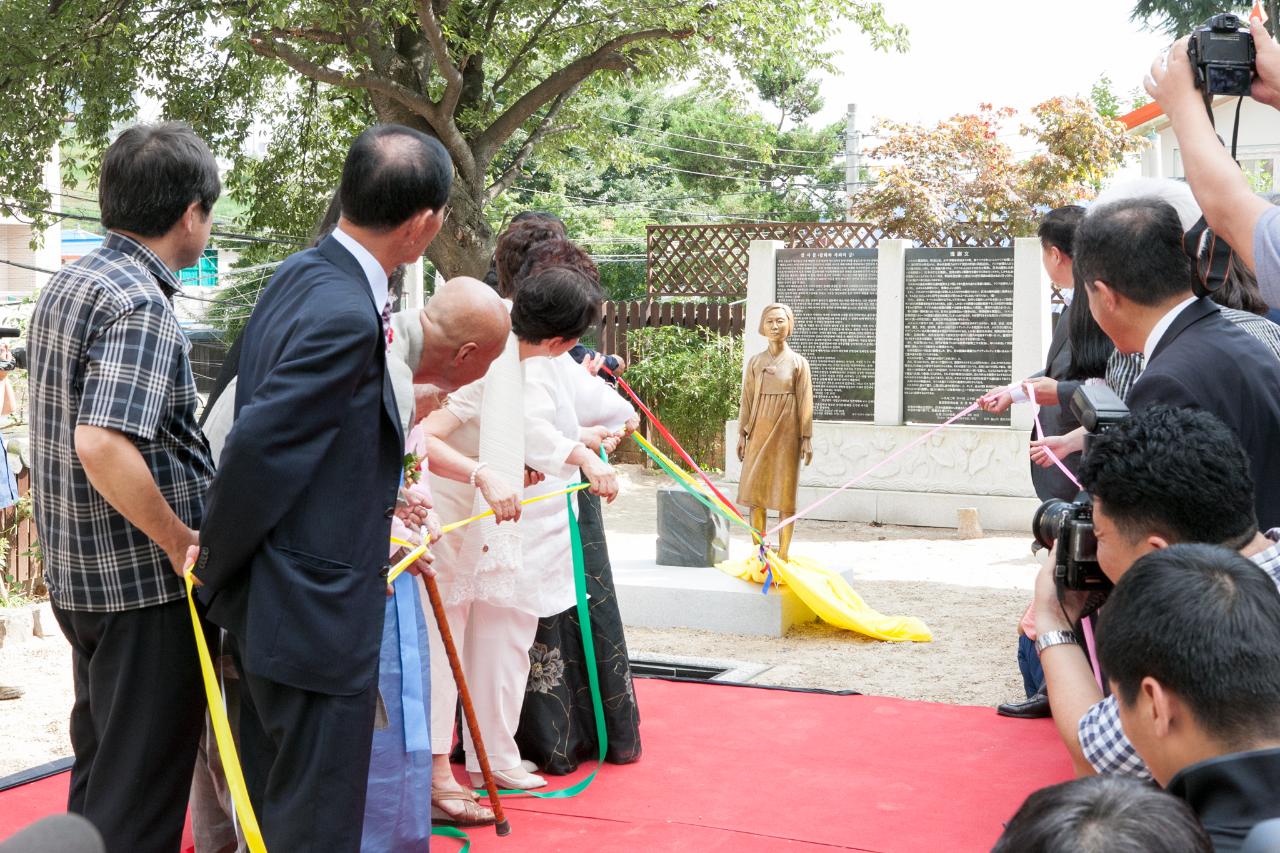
[191,125,509,852]
[1075,197,1280,530]
[985,206,1087,503]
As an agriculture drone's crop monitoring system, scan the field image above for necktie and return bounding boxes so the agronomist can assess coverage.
[382,298,394,348]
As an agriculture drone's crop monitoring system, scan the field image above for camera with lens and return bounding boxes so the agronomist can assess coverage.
[0,326,24,373]
[1031,384,1129,593]
[1187,13,1256,96]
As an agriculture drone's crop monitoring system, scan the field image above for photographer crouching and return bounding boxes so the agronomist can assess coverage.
[1032,404,1280,780]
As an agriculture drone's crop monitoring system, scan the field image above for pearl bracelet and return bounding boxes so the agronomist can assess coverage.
[469,462,488,487]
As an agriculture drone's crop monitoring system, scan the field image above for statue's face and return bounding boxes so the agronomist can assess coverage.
[762,308,790,341]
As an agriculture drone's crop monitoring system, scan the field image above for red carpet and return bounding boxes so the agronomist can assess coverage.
[0,678,1072,852]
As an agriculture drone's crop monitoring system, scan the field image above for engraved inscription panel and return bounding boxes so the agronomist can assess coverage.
[903,248,1014,426]
[774,248,877,421]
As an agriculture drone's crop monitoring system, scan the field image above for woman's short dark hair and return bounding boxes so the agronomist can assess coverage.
[339,125,452,231]
[510,265,602,344]
[516,237,599,287]
[1064,263,1115,381]
[992,775,1212,853]
[99,122,221,237]
[494,217,567,298]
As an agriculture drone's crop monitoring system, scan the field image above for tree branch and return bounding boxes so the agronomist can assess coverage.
[490,0,571,96]
[248,33,439,123]
[416,0,464,115]
[484,82,581,203]
[474,26,693,167]
[267,26,345,45]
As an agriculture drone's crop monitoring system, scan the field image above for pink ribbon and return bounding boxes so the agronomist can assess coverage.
[1024,383,1083,492]
[766,399,985,537]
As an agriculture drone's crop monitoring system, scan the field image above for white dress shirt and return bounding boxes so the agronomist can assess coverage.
[1142,295,1198,369]
[331,226,390,316]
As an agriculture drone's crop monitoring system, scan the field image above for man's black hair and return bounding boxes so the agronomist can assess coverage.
[1078,405,1257,548]
[339,125,452,231]
[1097,544,1280,747]
[510,265,602,344]
[99,123,221,237]
[1037,205,1086,258]
[992,775,1212,853]
[1074,198,1193,307]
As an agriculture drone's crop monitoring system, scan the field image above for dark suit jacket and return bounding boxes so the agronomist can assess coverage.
[197,236,404,695]
[1030,301,1082,501]
[1128,297,1280,530]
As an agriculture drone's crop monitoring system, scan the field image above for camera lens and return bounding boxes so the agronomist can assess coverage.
[1033,499,1073,549]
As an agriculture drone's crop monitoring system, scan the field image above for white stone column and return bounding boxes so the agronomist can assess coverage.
[1010,236,1050,432]
[873,239,906,426]
[404,259,426,309]
[744,240,784,377]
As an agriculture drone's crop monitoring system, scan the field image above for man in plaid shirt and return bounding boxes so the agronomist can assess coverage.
[28,123,219,853]
[1030,405,1280,781]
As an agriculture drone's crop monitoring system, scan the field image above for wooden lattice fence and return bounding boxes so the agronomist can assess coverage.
[1,472,40,594]
[596,300,746,366]
[646,221,1018,297]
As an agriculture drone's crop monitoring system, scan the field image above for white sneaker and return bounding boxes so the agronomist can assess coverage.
[469,766,547,790]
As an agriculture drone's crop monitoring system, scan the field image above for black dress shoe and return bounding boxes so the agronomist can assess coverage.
[997,689,1050,719]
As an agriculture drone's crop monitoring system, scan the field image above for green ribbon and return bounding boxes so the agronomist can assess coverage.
[430,825,471,851]
[464,490,609,811]
[633,436,756,536]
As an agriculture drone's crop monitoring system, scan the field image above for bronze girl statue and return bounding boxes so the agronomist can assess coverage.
[736,303,813,560]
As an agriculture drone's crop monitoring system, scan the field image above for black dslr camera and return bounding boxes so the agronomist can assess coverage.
[1031,385,1129,593]
[0,326,25,373]
[1187,13,1256,96]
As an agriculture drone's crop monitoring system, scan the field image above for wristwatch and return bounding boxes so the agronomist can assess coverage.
[1035,630,1079,656]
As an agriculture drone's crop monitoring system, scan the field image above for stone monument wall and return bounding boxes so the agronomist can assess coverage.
[729,238,1049,531]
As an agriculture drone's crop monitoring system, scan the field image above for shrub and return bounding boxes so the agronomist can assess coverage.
[624,325,742,469]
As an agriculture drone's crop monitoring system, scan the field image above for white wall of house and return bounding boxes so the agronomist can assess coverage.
[0,148,61,297]
[1136,98,1280,190]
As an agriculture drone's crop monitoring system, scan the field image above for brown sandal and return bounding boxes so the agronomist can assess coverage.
[431,789,496,827]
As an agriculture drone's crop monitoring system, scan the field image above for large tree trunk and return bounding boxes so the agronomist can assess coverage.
[367,95,496,279]
[425,177,495,279]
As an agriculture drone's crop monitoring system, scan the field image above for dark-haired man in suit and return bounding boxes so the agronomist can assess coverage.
[1075,197,1280,531]
[192,125,508,852]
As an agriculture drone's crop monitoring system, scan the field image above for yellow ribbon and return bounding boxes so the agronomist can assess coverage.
[184,478,597,851]
[384,481,592,585]
[183,568,267,853]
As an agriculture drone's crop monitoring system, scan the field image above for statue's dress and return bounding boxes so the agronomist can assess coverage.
[737,348,813,512]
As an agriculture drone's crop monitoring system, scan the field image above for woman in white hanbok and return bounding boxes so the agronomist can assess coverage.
[421,265,618,821]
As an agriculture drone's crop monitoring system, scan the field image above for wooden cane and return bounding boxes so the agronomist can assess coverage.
[422,572,511,836]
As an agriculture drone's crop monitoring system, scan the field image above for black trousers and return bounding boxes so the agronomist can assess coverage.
[52,598,206,853]
[230,641,378,853]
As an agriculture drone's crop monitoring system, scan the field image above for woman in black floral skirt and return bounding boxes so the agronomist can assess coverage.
[512,237,643,774]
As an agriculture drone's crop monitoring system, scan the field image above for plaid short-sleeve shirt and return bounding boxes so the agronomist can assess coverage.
[29,232,214,612]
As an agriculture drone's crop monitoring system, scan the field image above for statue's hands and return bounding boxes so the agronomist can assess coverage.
[736,434,746,462]
[801,437,813,466]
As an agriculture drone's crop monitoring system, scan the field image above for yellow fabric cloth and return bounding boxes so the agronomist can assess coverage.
[716,553,933,643]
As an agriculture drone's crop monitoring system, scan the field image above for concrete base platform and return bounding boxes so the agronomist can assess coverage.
[612,542,855,637]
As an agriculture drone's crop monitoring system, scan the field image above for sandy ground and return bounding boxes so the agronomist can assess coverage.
[0,464,1040,777]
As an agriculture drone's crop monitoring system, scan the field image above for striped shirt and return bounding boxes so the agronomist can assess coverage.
[28,233,213,612]
[1078,530,1280,779]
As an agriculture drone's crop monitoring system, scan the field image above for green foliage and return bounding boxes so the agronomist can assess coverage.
[850,98,1146,244]
[624,325,743,468]
[751,53,824,131]
[1130,1,1271,36]
[0,0,907,279]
